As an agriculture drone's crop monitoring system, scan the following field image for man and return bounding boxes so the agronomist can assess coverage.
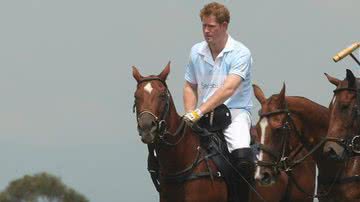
[183,2,254,200]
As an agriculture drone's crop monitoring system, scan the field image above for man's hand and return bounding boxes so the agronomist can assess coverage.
[183,109,203,125]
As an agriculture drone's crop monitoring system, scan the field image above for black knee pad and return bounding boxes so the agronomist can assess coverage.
[231,148,255,179]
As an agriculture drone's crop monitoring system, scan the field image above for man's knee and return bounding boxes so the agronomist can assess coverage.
[230,148,255,179]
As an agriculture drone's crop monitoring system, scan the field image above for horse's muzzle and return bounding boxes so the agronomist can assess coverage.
[138,127,156,144]
[138,113,158,144]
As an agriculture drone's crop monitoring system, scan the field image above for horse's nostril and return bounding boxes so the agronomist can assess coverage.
[261,172,272,184]
[324,145,341,160]
[328,147,339,159]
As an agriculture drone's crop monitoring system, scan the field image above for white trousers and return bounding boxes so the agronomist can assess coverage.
[223,109,252,152]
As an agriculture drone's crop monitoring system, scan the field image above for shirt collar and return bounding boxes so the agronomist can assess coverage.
[197,34,235,58]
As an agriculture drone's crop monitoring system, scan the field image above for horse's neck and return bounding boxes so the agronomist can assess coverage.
[157,97,201,173]
[287,97,344,177]
[343,157,360,177]
[287,96,329,144]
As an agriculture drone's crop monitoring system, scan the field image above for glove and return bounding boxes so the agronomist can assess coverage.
[183,109,203,124]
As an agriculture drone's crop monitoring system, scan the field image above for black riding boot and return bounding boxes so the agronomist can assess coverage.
[231,148,255,202]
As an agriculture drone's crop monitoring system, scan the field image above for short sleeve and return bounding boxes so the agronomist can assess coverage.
[229,51,252,80]
[185,52,197,84]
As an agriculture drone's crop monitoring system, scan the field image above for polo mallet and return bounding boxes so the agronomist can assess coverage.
[333,42,360,119]
[333,42,360,66]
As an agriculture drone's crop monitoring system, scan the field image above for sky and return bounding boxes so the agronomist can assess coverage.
[0,0,359,201]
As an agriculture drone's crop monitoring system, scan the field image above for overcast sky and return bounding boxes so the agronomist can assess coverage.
[0,0,359,201]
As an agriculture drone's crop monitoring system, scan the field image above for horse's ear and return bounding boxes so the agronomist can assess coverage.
[159,61,170,81]
[279,83,286,107]
[132,66,143,83]
[324,73,340,87]
[346,69,356,88]
[253,84,266,105]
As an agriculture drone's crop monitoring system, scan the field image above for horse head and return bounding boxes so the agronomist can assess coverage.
[324,69,360,160]
[132,62,172,144]
[253,84,292,186]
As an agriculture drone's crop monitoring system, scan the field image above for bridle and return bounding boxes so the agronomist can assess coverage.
[256,107,320,173]
[326,85,360,156]
[133,77,187,146]
[317,80,360,193]
[256,108,292,172]
[256,106,330,198]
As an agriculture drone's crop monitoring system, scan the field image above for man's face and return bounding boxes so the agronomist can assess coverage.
[201,15,227,45]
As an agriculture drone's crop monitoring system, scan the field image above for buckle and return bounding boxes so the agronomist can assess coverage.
[351,135,360,154]
[279,157,291,172]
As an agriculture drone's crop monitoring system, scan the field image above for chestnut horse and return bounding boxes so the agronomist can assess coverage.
[132,63,230,202]
[323,69,360,201]
[251,84,329,202]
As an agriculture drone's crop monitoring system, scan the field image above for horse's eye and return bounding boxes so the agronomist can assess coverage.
[159,93,167,99]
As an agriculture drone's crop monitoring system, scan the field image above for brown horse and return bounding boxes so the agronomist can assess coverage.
[132,63,229,202]
[323,69,360,201]
[251,84,329,202]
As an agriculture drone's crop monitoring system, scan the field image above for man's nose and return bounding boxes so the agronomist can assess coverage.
[203,26,210,33]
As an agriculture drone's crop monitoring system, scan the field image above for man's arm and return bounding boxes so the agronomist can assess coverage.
[183,81,198,112]
[199,74,242,114]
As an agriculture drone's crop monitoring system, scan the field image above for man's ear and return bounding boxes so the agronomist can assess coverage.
[222,21,228,30]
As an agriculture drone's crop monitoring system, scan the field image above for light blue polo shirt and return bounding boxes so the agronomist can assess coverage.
[185,35,253,111]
